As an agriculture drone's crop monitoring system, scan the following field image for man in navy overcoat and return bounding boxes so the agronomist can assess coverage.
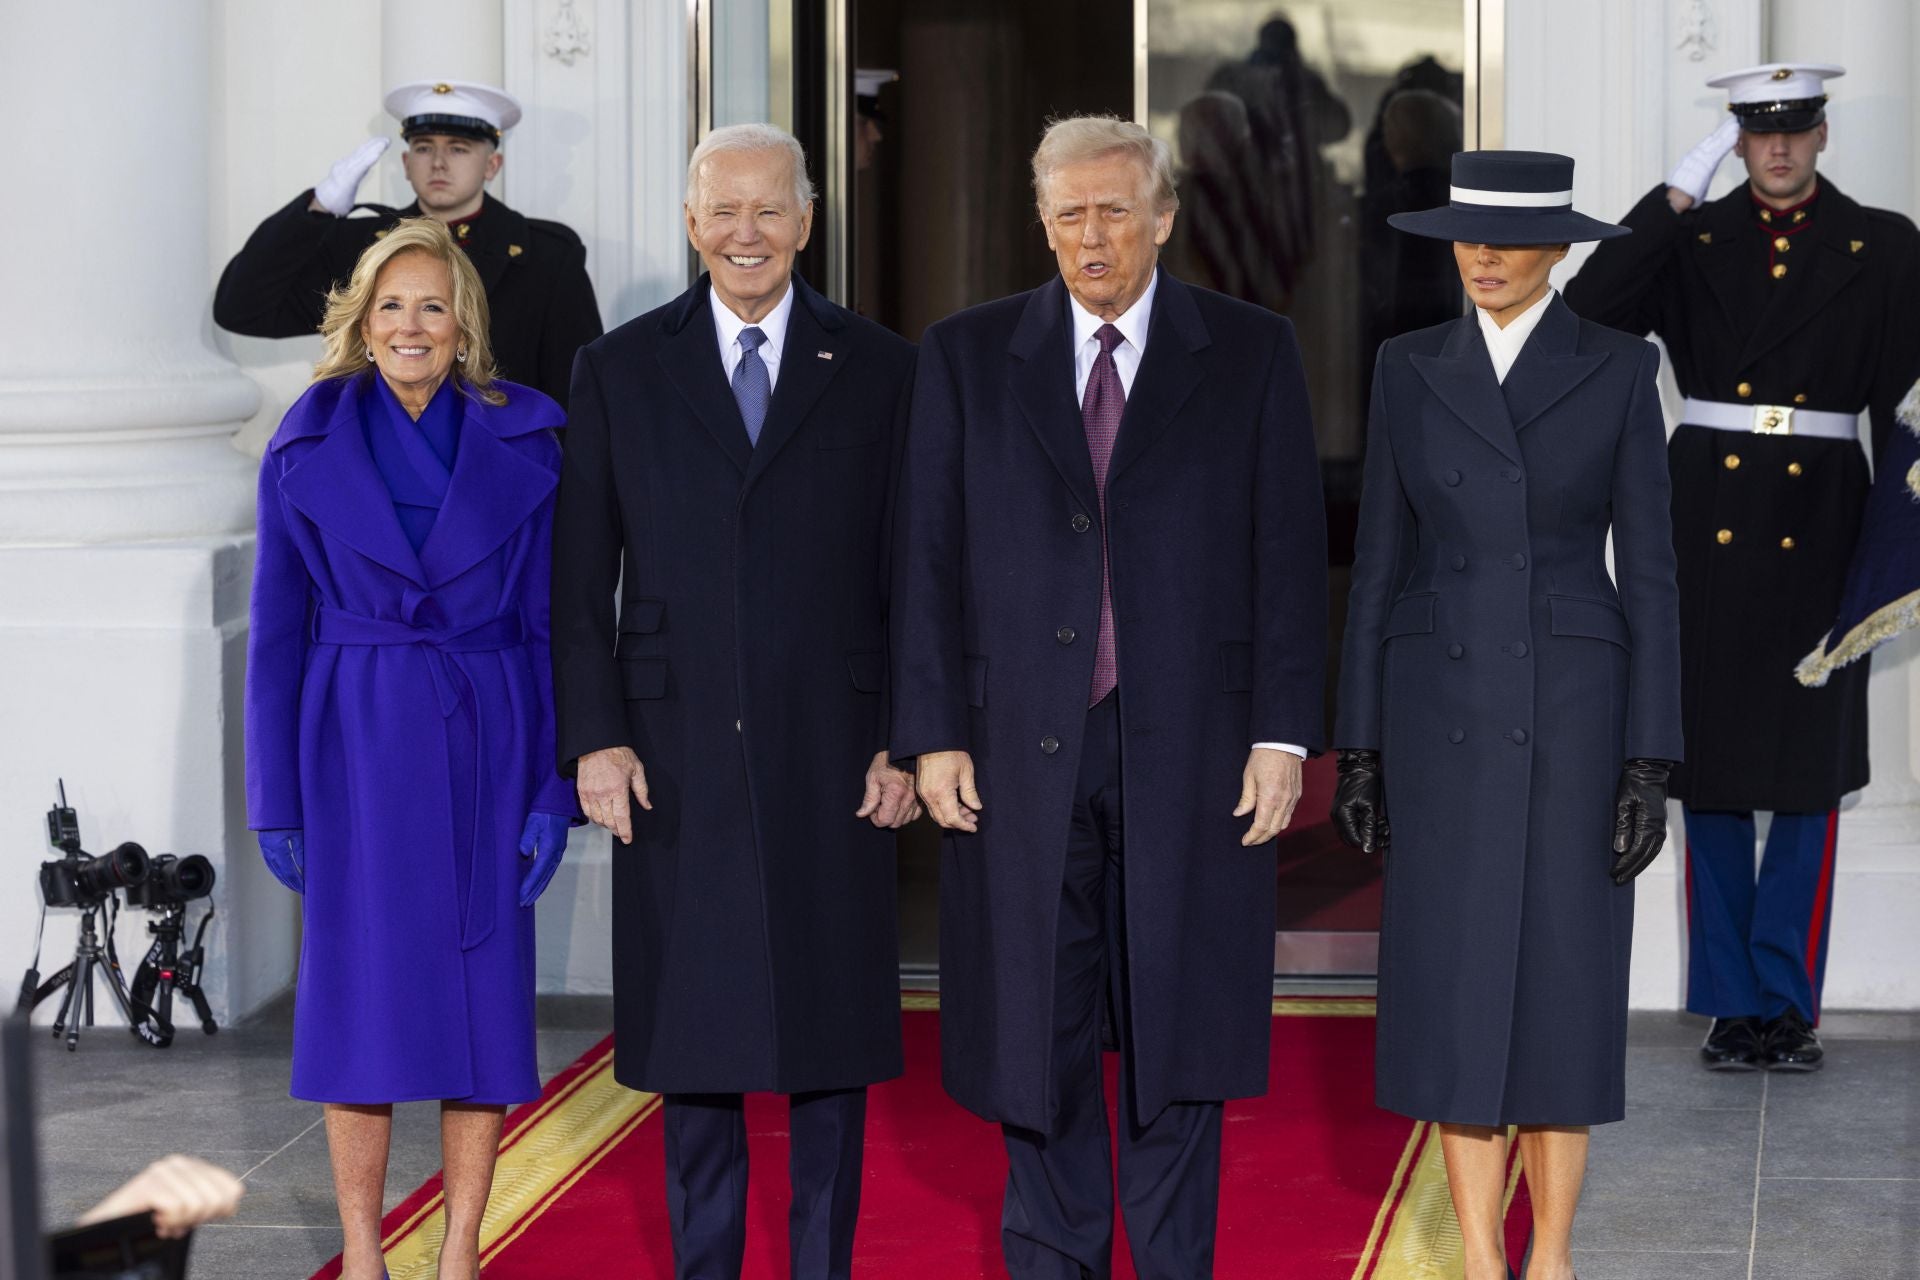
[549,125,918,1280]
[890,116,1327,1278]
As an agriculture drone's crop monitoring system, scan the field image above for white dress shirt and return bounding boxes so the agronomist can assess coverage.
[1476,288,1556,385]
[710,281,796,391]
[1067,270,1303,762]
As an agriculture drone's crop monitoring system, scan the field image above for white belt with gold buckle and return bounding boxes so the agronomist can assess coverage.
[1681,397,1859,440]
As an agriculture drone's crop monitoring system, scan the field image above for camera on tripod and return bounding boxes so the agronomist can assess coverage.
[19,782,220,1051]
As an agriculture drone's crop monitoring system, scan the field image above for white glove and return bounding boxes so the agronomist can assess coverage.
[312,137,392,216]
[1666,115,1741,205]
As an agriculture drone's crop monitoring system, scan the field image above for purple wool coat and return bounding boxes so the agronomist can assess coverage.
[245,371,575,1104]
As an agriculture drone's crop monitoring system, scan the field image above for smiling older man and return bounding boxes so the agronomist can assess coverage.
[891,115,1328,1278]
[550,123,917,1280]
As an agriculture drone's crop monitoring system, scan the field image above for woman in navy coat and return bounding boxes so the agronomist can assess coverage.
[244,219,577,1280]
[1332,153,1683,1280]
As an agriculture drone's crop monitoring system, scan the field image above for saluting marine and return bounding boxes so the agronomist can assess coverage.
[214,81,601,408]
[1565,63,1920,1073]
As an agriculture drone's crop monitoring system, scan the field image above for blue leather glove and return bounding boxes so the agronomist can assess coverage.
[517,811,572,907]
[257,829,305,894]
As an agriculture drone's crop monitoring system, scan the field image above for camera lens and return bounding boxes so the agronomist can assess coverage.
[139,853,216,905]
[74,840,150,899]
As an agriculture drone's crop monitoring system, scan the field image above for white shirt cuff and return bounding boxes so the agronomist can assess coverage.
[1252,742,1307,758]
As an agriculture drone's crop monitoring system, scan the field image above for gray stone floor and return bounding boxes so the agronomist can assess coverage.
[25,1001,1918,1278]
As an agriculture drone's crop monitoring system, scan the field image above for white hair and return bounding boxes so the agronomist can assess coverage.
[1031,115,1180,217]
[686,123,816,209]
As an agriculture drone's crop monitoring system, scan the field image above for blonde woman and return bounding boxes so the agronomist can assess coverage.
[244,218,578,1280]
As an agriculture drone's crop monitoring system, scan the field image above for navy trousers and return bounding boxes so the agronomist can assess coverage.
[1001,693,1225,1280]
[1683,806,1840,1022]
[662,1088,867,1280]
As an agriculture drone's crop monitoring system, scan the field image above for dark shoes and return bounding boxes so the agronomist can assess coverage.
[1700,1016,1764,1071]
[1762,1009,1825,1071]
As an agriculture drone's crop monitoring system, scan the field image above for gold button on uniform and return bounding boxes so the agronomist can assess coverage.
[1774,236,1791,251]
[1716,529,1734,545]
[1772,263,1789,279]
[1760,209,1773,223]
[1737,382,1752,398]
[1788,462,1804,476]
[1724,454,1741,470]
[1781,537,1796,550]
[1793,393,1808,404]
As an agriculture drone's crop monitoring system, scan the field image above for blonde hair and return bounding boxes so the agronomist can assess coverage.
[313,217,505,405]
[1031,115,1180,218]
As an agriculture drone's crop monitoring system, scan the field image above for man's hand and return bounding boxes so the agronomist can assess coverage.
[857,750,924,829]
[915,750,982,832]
[576,746,651,845]
[79,1155,244,1240]
[310,137,391,216]
[1234,748,1302,846]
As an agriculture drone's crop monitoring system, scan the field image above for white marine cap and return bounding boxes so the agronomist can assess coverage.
[383,80,524,145]
[855,68,898,100]
[1706,63,1844,131]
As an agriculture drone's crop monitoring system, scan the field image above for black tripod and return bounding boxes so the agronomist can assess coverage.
[18,897,143,1052]
[128,903,218,1048]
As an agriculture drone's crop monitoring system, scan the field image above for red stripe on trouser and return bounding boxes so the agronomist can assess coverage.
[1802,809,1840,1021]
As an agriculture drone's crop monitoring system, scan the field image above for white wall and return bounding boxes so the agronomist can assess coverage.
[1505,0,1920,1010]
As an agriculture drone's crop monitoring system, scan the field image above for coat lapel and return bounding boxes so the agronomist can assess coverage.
[1501,296,1611,431]
[1691,189,1752,340]
[1734,184,1868,371]
[1007,277,1100,516]
[743,276,848,491]
[460,193,524,298]
[415,396,560,588]
[278,377,429,586]
[1410,316,1522,464]
[657,278,754,475]
[1107,271,1210,484]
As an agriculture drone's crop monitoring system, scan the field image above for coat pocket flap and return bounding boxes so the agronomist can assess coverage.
[1382,593,1438,639]
[1220,641,1255,692]
[1549,595,1631,648]
[621,657,669,699]
[847,650,886,693]
[964,655,988,708]
[619,598,666,635]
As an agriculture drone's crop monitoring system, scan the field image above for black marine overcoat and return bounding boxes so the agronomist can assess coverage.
[1336,298,1683,1126]
[550,275,914,1094]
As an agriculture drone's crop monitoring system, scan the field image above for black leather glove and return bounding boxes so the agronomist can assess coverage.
[1610,758,1673,885]
[1330,749,1389,855]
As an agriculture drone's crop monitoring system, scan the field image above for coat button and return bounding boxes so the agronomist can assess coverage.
[1787,462,1803,477]
[1737,382,1753,398]
[1448,729,1465,744]
[1716,529,1734,545]
[1444,469,1462,486]
[1040,736,1061,755]
[1794,393,1808,404]
[1509,553,1527,570]
[1780,536,1796,550]
[1448,643,1464,659]
[1072,513,1091,533]
[1056,626,1076,644]
[1503,467,1521,483]
[1512,641,1528,657]
[1724,454,1741,470]
[1451,554,1467,571]
[1509,728,1529,745]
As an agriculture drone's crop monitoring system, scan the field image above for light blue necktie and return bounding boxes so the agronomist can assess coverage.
[732,326,770,446]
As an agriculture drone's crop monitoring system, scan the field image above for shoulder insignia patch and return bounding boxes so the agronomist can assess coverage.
[1697,232,1712,244]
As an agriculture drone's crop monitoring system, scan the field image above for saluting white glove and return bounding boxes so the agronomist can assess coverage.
[1666,115,1741,206]
[311,137,392,216]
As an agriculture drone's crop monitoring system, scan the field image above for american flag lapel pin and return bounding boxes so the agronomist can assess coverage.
[817,350,834,360]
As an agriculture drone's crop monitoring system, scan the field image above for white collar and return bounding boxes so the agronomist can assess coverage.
[709,278,796,365]
[1068,268,1159,360]
[1476,288,1556,384]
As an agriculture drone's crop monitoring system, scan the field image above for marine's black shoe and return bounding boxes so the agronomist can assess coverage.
[1762,1009,1825,1071]
[1700,1016,1765,1071]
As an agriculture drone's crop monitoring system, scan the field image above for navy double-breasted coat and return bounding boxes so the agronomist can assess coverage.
[550,275,914,1095]
[890,271,1329,1132]
[1335,297,1683,1126]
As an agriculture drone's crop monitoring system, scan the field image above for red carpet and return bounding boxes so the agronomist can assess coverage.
[313,997,1534,1278]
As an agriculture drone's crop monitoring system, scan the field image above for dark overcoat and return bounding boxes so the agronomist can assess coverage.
[1335,298,1683,1126]
[245,374,576,1104]
[550,275,913,1095]
[890,271,1328,1132]
[1564,180,1920,812]
[214,191,603,408]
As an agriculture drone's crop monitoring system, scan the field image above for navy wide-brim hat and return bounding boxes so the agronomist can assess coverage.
[1387,150,1630,245]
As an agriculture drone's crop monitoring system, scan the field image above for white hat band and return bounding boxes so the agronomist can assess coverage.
[1450,186,1574,208]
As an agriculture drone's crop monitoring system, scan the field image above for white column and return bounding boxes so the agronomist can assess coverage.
[0,1,282,1026]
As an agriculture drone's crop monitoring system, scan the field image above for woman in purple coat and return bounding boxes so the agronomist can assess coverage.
[244,218,577,1280]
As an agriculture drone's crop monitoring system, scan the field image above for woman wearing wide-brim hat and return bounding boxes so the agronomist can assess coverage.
[1330,151,1685,1280]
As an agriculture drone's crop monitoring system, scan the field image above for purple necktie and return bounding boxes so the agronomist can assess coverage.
[1083,323,1124,706]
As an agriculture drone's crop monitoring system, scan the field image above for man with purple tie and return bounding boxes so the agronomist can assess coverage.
[890,116,1328,1278]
